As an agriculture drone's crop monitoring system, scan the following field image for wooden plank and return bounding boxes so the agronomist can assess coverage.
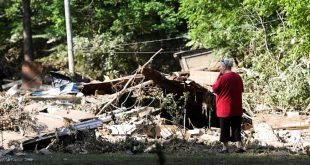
[46,108,95,121]
[173,49,216,71]
[1,131,30,149]
[188,71,220,86]
[142,67,210,93]
[36,113,66,131]
[108,124,137,135]
[160,125,178,139]
[187,129,203,136]
[272,123,310,130]
[1,80,22,90]
[254,114,310,130]
[26,95,81,103]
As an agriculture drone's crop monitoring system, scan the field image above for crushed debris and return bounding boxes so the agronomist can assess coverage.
[0,50,309,162]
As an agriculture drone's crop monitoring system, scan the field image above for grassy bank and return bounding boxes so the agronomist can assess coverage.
[2,152,309,165]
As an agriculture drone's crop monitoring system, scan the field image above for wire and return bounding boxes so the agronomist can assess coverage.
[75,35,187,51]
[117,36,186,46]
[76,50,181,54]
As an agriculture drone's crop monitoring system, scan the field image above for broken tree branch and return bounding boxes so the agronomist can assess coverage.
[96,80,153,115]
[96,48,163,115]
[45,139,57,150]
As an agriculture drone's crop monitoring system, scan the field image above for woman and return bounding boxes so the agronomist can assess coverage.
[212,58,245,153]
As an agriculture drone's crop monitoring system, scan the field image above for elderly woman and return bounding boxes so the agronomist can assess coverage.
[212,58,245,153]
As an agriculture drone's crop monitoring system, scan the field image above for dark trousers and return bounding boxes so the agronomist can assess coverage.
[219,116,242,142]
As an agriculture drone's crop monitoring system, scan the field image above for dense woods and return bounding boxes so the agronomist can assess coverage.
[0,0,309,111]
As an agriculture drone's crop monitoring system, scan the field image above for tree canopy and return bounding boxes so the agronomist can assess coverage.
[180,0,309,111]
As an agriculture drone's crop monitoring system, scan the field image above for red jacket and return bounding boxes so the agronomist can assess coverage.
[212,72,243,117]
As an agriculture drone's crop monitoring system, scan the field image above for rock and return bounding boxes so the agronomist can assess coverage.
[80,148,88,155]
[253,123,283,147]
[2,148,14,156]
[39,148,52,155]
[24,158,34,161]
[65,144,79,154]
[198,133,219,144]
[187,129,203,137]
[287,130,301,143]
[144,144,157,153]
[14,152,27,156]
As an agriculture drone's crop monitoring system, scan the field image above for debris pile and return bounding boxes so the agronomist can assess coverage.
[0,49,309,160]
[252,113,310,154]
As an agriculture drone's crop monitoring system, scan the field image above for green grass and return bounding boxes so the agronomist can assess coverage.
[1,152,309,165]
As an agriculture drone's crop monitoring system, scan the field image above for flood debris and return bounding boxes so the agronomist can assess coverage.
[0,49,309,160]
[252,113,310,153]
[1,80,22,91]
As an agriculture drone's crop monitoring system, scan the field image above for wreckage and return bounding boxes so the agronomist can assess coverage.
[1,49,309,157]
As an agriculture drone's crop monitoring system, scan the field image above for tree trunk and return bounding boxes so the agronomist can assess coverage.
[64,0,74,74]
[22,0,33,62]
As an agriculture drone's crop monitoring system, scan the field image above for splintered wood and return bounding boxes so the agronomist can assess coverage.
[253,113,310,130]
[252,113,310,152]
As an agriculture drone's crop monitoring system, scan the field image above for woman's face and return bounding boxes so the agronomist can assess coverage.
[220,63,226,74]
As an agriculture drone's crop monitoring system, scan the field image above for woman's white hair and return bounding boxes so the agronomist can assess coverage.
[221,58,234,70]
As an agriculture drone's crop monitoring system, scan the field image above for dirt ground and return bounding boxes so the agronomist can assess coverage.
[1,137,310,165]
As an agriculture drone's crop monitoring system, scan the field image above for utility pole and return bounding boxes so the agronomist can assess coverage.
[64,0,74,74]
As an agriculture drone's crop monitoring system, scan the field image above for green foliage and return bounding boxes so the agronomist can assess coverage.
[73,33,131,79]
[180,0,310,111]
[0,1,22,41]
[242,60,310,111]
[0,0,185,80]
[68,0,184,78]
[160,92,189,124]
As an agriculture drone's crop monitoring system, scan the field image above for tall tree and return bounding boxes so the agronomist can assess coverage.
[64,0,74,74]
[22,0,33,61]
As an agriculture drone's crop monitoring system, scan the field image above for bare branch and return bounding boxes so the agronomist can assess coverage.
[96,48,163,115]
